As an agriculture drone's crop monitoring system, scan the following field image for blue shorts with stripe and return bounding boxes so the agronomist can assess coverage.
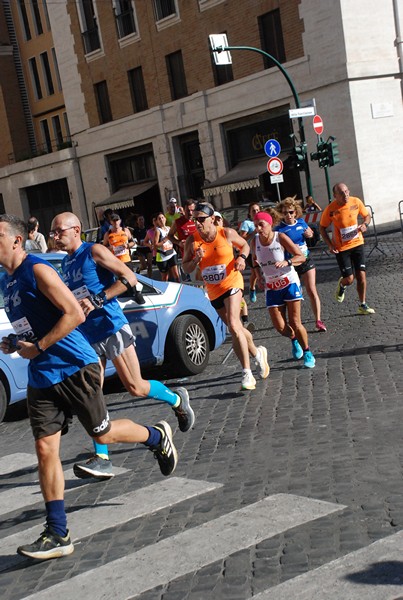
[265,282,304,308]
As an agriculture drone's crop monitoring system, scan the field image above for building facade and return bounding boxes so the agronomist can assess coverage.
[0,0,402,232]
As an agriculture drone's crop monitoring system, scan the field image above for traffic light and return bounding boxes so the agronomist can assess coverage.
[327,140,340,166]
[292,142,307,171]
[310,141,329,168]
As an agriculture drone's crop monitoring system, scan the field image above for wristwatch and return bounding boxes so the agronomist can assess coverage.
[239,253,247,260]
[287,259,292,266]
[91,290,107,309]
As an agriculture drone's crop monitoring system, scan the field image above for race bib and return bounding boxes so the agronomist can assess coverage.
[72,285,91,300]
[266,276,290,290]
[113,245,127,257]
[162,240,173,251]
[11,316,35,341]
[340,224,359,242]
[202,264,226,284]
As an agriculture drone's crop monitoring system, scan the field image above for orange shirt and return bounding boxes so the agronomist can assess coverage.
[320,196,368,251]
[107,230,131,262]
[193,226,243,301]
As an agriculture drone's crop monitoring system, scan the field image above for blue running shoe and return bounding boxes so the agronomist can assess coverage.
[291,338,303,360]
[249,289,257,303]
[303,350,316,369]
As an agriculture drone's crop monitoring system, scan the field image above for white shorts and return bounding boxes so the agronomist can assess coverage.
[91,323,135,360]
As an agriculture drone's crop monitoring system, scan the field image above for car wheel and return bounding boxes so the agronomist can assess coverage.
[167,315,210,375]
[0,380,8,424]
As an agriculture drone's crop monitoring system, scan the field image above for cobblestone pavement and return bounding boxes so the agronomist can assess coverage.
[0,232,402,600]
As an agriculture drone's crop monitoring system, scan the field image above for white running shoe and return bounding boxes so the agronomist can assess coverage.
[255,346,270,379]
[241,371,256,391]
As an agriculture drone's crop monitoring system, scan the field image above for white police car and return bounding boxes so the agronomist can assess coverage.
[0,253,226,422]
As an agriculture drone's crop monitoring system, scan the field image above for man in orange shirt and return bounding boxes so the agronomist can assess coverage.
[319,183,375,314]
[182,201,270,391]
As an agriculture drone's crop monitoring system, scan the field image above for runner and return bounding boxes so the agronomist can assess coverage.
[319,183,375,314]
[250,211,315,369]
[50,212,194,479]
[154,212,180,282]
[182,201,270,391]
[0,214,178,560]
[275,196,327,332]
[132,215,153,278]
[103,213,135,265]
[239,202,261,303]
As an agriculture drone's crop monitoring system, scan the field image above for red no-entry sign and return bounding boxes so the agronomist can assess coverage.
[313,115,324,135]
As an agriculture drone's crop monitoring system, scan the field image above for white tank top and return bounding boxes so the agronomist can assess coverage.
[255,231,299,290]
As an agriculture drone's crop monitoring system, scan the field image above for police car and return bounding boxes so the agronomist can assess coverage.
[0,253,226,422]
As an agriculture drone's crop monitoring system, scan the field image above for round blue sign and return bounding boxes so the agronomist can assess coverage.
[264,139,281,158]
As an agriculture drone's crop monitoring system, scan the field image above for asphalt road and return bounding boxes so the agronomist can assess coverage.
[0,232,402,600]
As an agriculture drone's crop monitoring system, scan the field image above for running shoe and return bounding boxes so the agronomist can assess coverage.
[315,319,327,332]
[249,289,257,303]
[172,387,195,432]
[73,455,114,479]
[291,338,304,360]
[335,277,346,302]
[358,303,375,315]
[17,527,74,560]
[255,346,270,379]
[245,321,256,333]
[150,421,178,476]
[241,371,256,390]
[303,350,316,369]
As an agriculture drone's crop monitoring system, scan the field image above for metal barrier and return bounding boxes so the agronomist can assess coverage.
[303,210,330,258]
[364,204,386,257]
[399,200,403,236]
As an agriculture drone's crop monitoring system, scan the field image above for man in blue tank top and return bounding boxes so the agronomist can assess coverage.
[51,212,194,479]
[0,215,178,561]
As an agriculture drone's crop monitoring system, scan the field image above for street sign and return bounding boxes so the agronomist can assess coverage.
[313,115,324,135]
[209,34,232,65]
[264,139,281,158]
[267,157,283,176]
[270,174,284,184]
[289,106,315,119]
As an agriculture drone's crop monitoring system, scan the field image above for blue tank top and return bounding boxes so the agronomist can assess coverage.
[276,218,309,258]
[0,254,98,389]
[61,242,127,344]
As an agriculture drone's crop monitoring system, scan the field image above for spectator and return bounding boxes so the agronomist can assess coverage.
[27,217,47,252]
[164,198,181,227]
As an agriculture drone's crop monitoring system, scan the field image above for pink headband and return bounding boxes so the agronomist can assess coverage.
[254,211,273,225]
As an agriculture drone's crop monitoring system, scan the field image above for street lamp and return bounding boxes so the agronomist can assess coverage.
[209,36,313,197]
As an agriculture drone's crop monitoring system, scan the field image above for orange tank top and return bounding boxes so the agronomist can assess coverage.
[107,230,131,262]
[193,226,243,300]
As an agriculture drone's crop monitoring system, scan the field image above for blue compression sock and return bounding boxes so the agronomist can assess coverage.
[143,426,162,447]
[45,499,67,537]
[93,439,109,459]
[148,380,179,407]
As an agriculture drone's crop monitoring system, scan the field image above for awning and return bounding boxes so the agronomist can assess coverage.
[95,181,157,210]
[202,157,267,196]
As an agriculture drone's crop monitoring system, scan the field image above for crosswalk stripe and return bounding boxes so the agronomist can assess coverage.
[0,466,129,515]
[247,530,403,599]
[0,477,222,573]
[21,493,345,600]
[0,453,37,475]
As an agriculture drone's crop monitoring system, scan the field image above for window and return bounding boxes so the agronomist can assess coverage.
[259,9,286,67]
[31,0,43,35]
[114,0,136,38]
[94,81,112,124]
[40,119,52,153]
[52,115,64,149]
[17,0,31,40]
[40,51,54,95]
[52,48,62,91]
[110,152,156,187]
[28,57,43,100]
[78,0,101,54]
[166,51,188,100]
[63,113,71,141]
[42,0,51,30]
[128,67,148,113]
[154,0,177,21]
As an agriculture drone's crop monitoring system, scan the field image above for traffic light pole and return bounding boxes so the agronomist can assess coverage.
[215,44,313,197]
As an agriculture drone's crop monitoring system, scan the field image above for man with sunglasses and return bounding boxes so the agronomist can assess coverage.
[182,202,270,391]
[49,212,194,480]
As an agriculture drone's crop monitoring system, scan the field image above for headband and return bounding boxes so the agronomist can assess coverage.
[254,211,273,225]
[194,203,214,217]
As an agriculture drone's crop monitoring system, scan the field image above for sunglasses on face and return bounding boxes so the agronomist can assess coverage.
[193,216,210,223]
[283,210,295,215]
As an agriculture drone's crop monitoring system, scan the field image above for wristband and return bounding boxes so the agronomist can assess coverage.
[34,340,44,353]
[239,253,247,260]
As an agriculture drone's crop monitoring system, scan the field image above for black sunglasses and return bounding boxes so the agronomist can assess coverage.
[284,210,295,215]
[193,216,210,223]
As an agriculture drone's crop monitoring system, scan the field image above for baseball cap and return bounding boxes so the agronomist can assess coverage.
[169,198,177,204]
[110,213,120,221]
[214,211,223,219]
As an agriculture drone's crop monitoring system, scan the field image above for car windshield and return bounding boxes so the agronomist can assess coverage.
[0,255,159,309]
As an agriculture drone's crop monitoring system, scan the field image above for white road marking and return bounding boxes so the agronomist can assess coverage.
[248,530,403,600]
[21,494,344,600]
[0,477,222,573]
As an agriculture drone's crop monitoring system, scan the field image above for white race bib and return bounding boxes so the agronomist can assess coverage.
[72,285,91,300]
[340,224,359,242]
[202,264,226,284]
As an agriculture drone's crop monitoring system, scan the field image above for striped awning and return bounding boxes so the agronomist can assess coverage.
[95,181,157,210]
[202,157,267,196]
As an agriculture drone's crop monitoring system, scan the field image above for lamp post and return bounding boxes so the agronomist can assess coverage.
[211,42,313,197]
